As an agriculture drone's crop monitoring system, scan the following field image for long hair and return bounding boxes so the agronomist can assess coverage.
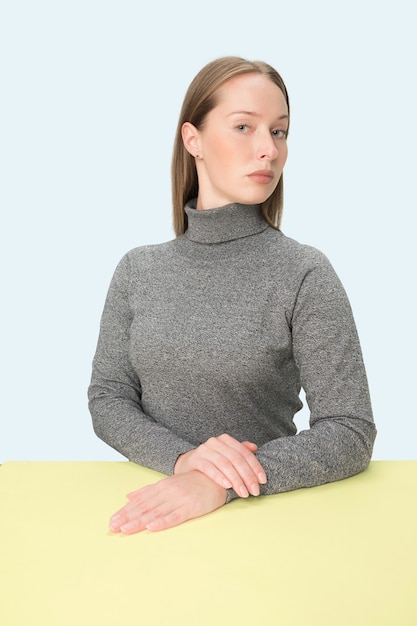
[171,56,290,236]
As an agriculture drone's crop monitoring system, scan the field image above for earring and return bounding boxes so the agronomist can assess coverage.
[195,154,199,158]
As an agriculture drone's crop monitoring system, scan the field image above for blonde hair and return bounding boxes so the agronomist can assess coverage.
[171,56,290,236]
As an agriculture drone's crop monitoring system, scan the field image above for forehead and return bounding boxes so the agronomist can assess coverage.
[215,72,288,114]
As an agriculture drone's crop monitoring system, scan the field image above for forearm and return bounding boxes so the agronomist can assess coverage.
[249,251,376,497]
[254,416,376,496]
[89,385,195,475]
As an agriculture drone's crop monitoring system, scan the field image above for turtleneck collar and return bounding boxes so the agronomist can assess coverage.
[184,199,269,244]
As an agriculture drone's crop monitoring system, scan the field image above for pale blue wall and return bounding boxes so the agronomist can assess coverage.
[1,0,416,462]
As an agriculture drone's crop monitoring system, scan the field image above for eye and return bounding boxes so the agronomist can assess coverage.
[235,123,251,133]
[272,129,287,138]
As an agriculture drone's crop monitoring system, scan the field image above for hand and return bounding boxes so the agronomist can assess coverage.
[174,433,267,498]
[109,471,227,535]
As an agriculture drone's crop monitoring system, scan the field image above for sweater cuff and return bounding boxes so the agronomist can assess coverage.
[225,488,238,504]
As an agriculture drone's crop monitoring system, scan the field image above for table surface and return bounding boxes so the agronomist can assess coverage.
[1,460,416,626]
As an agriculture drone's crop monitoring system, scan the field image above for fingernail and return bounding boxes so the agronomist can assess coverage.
[251,484,260,496]
[109,523,120,533]
[222,479,232,489]
[120,523,133,533]
[258,472,267,484]
[109,515,121,529]
[239,486,249,498]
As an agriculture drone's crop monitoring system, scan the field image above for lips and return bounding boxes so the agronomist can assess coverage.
[247,170,274,184]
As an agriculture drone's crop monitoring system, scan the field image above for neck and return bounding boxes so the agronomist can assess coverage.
[184,199,269,244]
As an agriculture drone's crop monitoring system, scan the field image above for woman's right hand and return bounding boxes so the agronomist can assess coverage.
[174,433,267,497]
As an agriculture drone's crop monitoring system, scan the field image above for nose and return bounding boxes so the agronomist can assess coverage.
[256,130,279,161]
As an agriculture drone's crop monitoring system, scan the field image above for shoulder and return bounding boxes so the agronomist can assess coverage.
[265,228,335,275]
[115,238,178,272]
[271,228,327,260]
[264,229,348,304]
[125,238,177,262]
[105,239,178,293]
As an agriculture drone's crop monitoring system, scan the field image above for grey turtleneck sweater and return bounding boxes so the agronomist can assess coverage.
[88,201,376,497]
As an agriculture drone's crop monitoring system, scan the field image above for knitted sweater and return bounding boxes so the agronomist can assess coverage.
[88,201,376,496]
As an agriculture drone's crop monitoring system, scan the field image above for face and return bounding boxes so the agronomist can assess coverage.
[184,73,289,210]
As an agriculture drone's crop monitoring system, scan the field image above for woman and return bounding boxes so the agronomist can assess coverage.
[88,56,376,534]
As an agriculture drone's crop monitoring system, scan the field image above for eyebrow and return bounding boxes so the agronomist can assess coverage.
[227,111,289,121]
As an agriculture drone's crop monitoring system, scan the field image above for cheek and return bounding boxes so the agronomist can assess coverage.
[204,131,239,163]
[211,137,234,162]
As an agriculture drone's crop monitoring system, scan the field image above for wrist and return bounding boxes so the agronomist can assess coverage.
[174,450,191,474]
[190,470,228,506]
[173,454,183,474]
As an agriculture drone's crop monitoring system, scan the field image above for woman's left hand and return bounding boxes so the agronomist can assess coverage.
[109,471,227,534]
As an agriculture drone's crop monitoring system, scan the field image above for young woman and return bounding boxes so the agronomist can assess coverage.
[88,56,376,534]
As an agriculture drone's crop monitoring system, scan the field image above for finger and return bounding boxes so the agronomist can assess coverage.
[110,500,156,534]
[112,481,184,534]
[126,488,144,500]
[198,442,253,497]
[209,452,254,497]
[109,489,155,532]
[112,472,227,534]
[120,497,187,534]
[187,458,234,490]
[240,444,267,485]
[242,441,258,452]
[109,508,129,532]
[209,437,267,495]
[218,436,267,485]
[119,516,150,534]
[146,506,185,532]
[174,450,233,490]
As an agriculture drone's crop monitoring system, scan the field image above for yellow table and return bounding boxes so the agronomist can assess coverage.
[1,461,416,626]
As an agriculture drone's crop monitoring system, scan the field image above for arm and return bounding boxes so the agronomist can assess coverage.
[255,250,376,496]
[88,253,196,475]
[106,259,375,534]
[88,254,264,496]
[88,256,259,531]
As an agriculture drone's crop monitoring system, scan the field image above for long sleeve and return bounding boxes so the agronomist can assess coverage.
[255,249,376,496]
[88,203,376,499]
[88,254,195,475]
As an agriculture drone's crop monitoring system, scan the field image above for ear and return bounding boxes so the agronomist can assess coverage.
[181,122,201,157]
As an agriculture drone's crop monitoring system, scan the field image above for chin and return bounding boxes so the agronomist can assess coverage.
[244,192,274,205]
[242,185,277,205]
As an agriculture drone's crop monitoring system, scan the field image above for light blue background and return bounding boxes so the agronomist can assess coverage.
[1,0,415,462]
